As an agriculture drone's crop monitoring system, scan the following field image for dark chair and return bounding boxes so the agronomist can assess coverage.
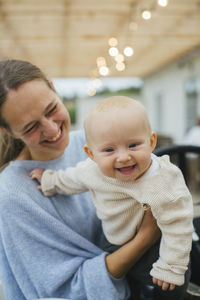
[154,145,200,300]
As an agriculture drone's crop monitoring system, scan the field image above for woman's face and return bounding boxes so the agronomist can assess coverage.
[1,80,70,161]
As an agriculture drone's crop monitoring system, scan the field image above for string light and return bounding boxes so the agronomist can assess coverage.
[90,0,168,77]
[96,57,106,67]
[124,47,134,57]
[99,66,109,76]
[158,0,168,7]
[114,54,124,63]
[108,47,119,57]
[88,89,96,96]
[116,62,125,71]
[108,37,118,47]
[142,10,151,20]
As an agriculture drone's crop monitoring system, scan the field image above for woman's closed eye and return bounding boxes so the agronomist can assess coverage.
[46,104,57,116]
[24,123,39,134]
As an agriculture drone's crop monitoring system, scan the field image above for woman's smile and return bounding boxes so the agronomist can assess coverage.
[42,125,63,144]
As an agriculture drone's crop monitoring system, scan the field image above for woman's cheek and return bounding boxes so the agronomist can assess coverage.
[23,132,41,147]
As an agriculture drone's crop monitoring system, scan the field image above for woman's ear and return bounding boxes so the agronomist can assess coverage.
[150,132,157,151]
[83,144,94,160]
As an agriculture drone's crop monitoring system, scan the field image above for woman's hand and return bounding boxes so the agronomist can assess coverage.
[105,210,160,278]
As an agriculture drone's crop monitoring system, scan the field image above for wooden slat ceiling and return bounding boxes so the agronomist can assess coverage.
[0,0,200,78]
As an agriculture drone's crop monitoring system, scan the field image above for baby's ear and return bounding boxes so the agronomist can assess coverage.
[150,132,157,151]
[83,144,94,160]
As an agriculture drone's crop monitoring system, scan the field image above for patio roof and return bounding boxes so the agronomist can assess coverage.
[0,0,200,78]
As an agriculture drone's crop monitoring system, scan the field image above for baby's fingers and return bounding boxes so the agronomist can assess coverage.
[30,169,39,178]
[153,277,176,291]
[153,277,158,285]
[30,169,43,181]
[161,281,170,291]
[169,283,175,291]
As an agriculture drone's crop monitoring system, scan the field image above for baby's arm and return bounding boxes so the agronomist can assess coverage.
[149,189,193,287]
[30,161,89,197]
[153,277,175,291]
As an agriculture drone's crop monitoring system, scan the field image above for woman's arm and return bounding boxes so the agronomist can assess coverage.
[106,210,160,278]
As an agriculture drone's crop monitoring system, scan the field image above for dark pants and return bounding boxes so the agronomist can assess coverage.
[104,239,190,300]
[127,240,190,300]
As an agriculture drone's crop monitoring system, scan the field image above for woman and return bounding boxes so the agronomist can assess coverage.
[0,59,160,300]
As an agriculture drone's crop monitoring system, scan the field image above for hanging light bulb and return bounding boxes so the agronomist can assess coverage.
[99,66,109,76]
[116,62,125,71]
[142,10,151,20]
[123,47,134,57]
[158,0,168,7]
[96,57,106,67]
[108,37,118,47]
[88,89,96,97]
[114,54,124,63]
[108,47,119,57]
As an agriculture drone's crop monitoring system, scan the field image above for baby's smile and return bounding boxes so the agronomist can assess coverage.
[116,164,136,175]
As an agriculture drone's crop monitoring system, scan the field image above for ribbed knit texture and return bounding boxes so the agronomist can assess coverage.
[0,130,130,300]
[42,154,194,286]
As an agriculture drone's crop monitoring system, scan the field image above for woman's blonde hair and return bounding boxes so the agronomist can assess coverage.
[0,59,53,169]
[0,131,24,170]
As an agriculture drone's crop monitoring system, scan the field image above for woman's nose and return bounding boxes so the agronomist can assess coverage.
[41,119,59,137]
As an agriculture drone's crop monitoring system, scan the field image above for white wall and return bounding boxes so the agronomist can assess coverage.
[74,96,104,130]
[142,48,200,143]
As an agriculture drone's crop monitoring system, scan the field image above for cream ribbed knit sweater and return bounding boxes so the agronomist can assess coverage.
[41,154,193,286]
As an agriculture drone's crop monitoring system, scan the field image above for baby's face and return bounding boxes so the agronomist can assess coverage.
[86,106,156,182]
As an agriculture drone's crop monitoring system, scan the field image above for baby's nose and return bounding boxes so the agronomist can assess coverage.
[117,152,131,163]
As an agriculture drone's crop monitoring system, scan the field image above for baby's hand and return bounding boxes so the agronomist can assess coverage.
[153,277,175,291]
[30,169,44,189]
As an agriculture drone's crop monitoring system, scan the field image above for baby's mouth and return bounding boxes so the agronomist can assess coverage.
[116,165,136,175]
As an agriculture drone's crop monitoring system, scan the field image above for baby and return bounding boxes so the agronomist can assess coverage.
[30,96,193,291]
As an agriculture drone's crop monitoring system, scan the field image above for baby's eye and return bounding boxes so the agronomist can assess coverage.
[129,143,137,148]
[105,148,114,153]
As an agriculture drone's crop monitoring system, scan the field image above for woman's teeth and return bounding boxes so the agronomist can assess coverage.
[48,129,61,142]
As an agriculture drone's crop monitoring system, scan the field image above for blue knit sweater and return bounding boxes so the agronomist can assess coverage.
[0,130,129,300]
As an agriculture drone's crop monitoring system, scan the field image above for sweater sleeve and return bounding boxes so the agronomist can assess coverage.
[146,158,194,286]
[0,184,130,300]
[41,160,90,197]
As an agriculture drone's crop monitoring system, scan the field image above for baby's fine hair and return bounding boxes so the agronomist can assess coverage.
[84,96,152,147]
